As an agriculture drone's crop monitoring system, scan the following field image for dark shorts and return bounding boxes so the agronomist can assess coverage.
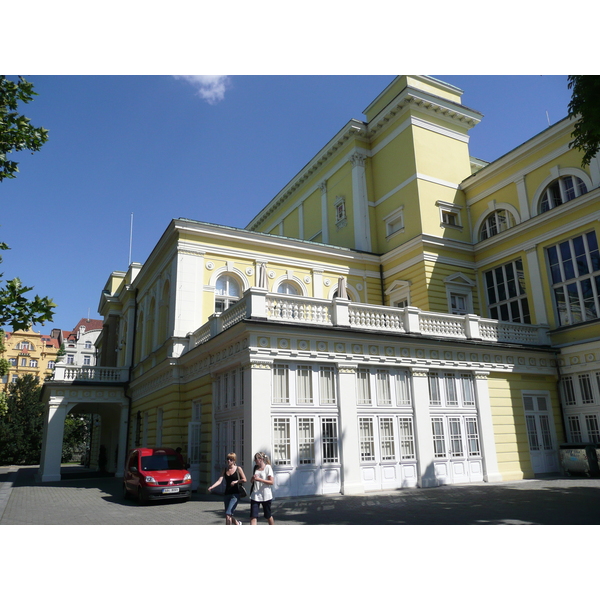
[250,499,272,520]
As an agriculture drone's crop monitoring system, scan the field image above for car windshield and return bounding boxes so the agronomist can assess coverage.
[141,454,184,471]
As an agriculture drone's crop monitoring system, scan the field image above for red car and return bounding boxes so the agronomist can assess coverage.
[123,448,192,503]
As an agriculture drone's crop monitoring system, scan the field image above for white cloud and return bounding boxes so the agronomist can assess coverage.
[174,75,231,104]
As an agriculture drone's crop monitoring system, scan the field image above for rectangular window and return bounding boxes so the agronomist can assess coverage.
[429,373,441,406]
[525,415,540,451]
[21,358,28,367]
[297,418,315,465]
[585,415,600,443]
[379,417,396,461]
[568,415,582,443]
[231,369,237,407]
[547,232,600,326]
[319,366,336,404]
[376,369,392,405]
[321,418,339,464]
[273,365,289,404]
[562,377,576,405]
[485,259,531,323]
[448,417,464,457]
[357,368,371,405]
[398,417,415,460]
[579,374,594,404]
[432,417,446,458]
[223,372,229,409]
[461,374,475,406]
[273,418,291,465]
[359,418,376,462]
[30,359,39,368]
[396,370,411,406]
[465,417,481,456]
[445,373,458,406]
[296,365,313,404]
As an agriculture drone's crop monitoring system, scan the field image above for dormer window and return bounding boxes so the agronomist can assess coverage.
[539,175,587,213]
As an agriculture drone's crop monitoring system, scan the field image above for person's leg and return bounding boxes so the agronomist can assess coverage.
[250,500,259,525]
[263,500,274,525]
[225,494,237,525]
[230,494,241,524]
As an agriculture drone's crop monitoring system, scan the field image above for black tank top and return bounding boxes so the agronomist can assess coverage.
[224,469,239,495]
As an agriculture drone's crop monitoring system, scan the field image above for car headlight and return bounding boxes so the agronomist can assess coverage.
[145,475,157,484]
[183,473,192,483]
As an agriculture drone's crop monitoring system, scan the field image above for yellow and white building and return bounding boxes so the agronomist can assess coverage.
[39,76,600,496]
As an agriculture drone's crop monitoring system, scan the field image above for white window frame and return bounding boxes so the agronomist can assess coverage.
[436,200,463,229]
[384,206,404,239]
[484,258,531,323]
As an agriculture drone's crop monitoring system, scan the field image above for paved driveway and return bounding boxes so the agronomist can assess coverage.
[2,465,600,525]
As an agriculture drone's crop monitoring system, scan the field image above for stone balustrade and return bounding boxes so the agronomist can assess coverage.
[51,363,129,382]
[189,287,551,348]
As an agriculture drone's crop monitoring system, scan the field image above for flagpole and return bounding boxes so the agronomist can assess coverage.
[129,213,134,266]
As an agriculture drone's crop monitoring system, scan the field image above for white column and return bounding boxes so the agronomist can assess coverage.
[115,402,130,477]
[525,245,549,324]
[350,152,372,252]
[319,181,329,244]
[411,368,437,488]
[337,363,363,495]
[248,359,274,459]
[312,269,324,298]
[474,371,502,483]
[39,400,68,482]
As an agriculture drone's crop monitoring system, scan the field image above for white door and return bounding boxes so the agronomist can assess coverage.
[524,395,559,474]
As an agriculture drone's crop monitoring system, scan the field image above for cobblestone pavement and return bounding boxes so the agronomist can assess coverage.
[2,465,600,525]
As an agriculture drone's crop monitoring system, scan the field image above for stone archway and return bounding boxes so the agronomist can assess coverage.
[38,384,129,482]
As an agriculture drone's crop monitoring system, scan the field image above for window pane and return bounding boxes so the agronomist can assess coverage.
[321,418,339,463]
[319,366,336,404]
[465,417,481,456]
[445,374,458,406]
[568,416,582,443]
[359,418,375,462]
[296,365,313,404]
[585,415,600,443]
[273,365,289,403]
[379,418,396,460]
[525,415,540,451]
[273,418,291,465]
[448,417,464,457]
[398,417,415,460]
[376,370,392,405]
[432,418,446,457]
[297,418,315,464]
[357,368,371,405]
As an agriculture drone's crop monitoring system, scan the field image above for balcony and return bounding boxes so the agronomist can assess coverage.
[50,362,129,383]
[190,288,551,349]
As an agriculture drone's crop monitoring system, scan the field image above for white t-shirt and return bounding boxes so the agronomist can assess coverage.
[250,464,274,502]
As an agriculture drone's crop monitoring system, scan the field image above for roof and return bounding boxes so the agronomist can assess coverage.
[72,318,103,333]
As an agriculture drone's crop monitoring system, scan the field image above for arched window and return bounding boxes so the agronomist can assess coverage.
[539,175,588,213]
[215,274,241,313]
[277,281,301,295]
[479,209,516,240]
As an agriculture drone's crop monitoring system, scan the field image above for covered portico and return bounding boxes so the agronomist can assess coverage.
[38,364,129,482]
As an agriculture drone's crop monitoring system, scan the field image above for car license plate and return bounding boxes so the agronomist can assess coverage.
[163,487,179,494]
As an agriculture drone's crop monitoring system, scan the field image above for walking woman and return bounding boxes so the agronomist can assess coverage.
[208,453,247,525]
[249,452,275,525]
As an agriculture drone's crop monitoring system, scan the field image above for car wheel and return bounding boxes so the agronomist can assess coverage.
[123,483,132,500]
[137,487,147,505]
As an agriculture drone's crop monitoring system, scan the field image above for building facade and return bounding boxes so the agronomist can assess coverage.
[2,329,60,390]
[51,318,103,368]
[39,76,600,496]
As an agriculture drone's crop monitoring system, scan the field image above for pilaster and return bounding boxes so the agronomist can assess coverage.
[350,152,372,252]
[410,367,436,488]
[473,371,502,483]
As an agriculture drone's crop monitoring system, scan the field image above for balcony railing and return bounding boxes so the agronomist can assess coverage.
[189,288,551,348]
[51,363,129,383]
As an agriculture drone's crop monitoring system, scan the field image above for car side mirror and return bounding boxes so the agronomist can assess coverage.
[130,466,138,472]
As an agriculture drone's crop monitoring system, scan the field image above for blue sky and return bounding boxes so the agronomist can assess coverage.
[1,74,575,335]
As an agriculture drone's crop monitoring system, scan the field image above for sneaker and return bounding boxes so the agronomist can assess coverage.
[237,520,242,525]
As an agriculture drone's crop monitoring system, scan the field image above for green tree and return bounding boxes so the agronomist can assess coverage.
[0,76,55,330]
[0,374,44,465]
[568,75,600,167]
[62,414,91,463]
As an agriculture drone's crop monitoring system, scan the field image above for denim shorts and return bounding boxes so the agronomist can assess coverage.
[250,499,272,520]
[224,493,240,515]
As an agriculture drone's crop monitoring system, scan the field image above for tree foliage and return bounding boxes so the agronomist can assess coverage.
[0,374,44,465]
[0,75,55,330]
[568,75,600,167]
[0,76,49,181]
